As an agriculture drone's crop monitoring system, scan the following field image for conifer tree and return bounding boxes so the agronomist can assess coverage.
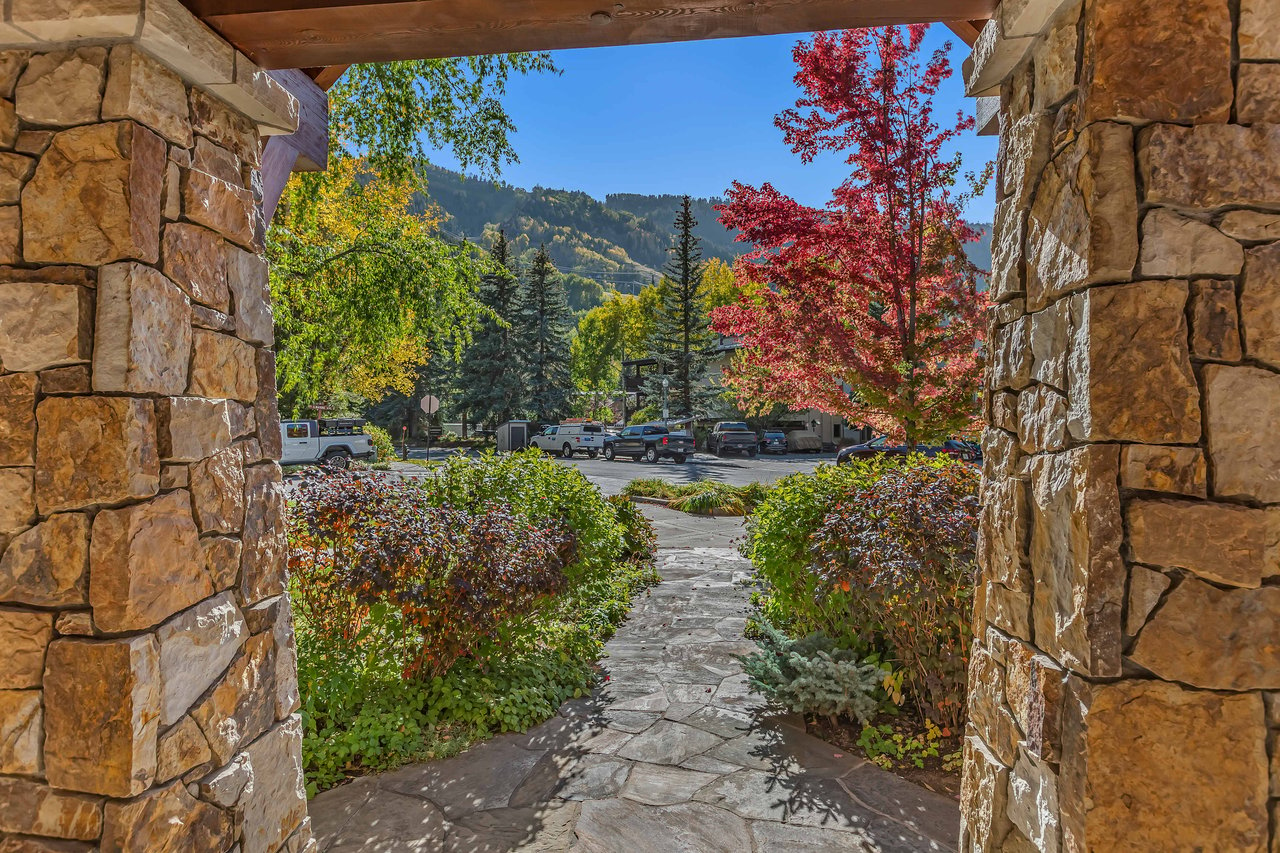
[516,245,573,423]
[456,230,526,425]
[643,196,720,420]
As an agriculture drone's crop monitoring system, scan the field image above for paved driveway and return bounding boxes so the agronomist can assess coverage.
[548,451,833,496]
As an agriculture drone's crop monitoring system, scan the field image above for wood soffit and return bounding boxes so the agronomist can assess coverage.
[180,0,993,71]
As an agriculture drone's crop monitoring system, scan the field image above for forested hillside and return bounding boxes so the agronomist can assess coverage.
[603,193,744,261]
[412,165,739,299]
[413,164,993,313]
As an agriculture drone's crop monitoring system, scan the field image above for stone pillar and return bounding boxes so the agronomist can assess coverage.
[0,2,312,850]
[962,0,1280,850]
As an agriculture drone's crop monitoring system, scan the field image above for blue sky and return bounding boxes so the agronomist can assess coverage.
[425,26,998,224]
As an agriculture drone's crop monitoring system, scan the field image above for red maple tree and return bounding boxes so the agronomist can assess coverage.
[712,26,987,447]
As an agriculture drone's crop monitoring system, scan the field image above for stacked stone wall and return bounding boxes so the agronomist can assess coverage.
[0,43,311,852]
[965,0,1280,849]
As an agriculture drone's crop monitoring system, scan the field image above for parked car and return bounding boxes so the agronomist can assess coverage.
[837,434,903,464]
[759,431,788,454]
[939,439,982,463]
[836,435,981,465]
[605,424,696,463]
[707,422,758,457]
[528,422,608,458]
[280,418,376,467]
[787,429,823,453]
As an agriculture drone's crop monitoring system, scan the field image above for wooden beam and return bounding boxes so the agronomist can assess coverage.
[185,0,996,70]
[260,68,329,223]
[260,136,298,222]
[266,68,329,170]
[308,65,349,89]
[944,19,985,46]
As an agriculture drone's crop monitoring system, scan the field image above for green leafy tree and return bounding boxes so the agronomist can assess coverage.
[570,307,621,421]
[456,231,526,426]
[517,246,573,423]
[571,292,654,420]
[322,56,557,186]
[701,257,737,312]
[268,162,486,415]
[703,256,763,313]
[643,197,721,419]
[270,55,556,414]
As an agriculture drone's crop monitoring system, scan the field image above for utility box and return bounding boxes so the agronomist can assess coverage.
[496,420,531,453]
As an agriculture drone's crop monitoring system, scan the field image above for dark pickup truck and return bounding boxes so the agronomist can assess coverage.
[707,422,758,457]
[605,424,696,463]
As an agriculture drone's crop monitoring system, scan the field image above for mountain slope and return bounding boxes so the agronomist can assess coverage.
[415,164,993,312]
[603,193,744,262]
[414,165,741,292]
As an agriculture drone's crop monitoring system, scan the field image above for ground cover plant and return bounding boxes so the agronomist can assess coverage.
[621,478,770,516]
[741,455,978,782]
[288,450,658,794]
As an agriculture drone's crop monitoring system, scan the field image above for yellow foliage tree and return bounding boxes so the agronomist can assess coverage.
[268,160,488,415]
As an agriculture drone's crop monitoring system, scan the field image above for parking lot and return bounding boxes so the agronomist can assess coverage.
[393,448,837,495]
[547,450,834,495]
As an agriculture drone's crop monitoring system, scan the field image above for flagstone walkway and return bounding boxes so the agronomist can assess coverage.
[310,534,959,852]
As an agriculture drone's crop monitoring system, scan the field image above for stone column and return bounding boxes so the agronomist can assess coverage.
[962,0,1280,850]
[0,2,312,850]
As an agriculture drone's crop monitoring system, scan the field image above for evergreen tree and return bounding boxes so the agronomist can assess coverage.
[642,196,720,420]
[516,245,573,423]
[456,230,526,425]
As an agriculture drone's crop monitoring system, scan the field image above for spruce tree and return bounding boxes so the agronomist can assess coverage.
[456,231,526,425]
[642,196,720,420]
[516,245,573,424]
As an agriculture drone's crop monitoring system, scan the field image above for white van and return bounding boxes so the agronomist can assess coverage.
[529,422,608,458]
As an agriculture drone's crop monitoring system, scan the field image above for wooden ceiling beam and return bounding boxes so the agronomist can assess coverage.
[183,0,995,70]
[944,19,986,46]
[307,65,349,89]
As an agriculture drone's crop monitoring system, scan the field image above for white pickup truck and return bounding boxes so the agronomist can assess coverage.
[280,418,376,466]
[528,422,608,458]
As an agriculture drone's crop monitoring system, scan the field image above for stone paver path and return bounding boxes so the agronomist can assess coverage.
[311,543,959,852]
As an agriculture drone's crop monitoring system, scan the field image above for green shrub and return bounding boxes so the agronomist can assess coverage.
[739,619,889,725]
[667,484,747,515]
[811,459,979,731]
[743,458,894,635]
[857,719,961,771]
[627,403,660,425]
[295,602,459,794]
[744,456,978,730]
[290,470,568,678]
[621,478,679,500]
[622,478,771,517]
[607,494,658,565]
[426,450,625,584]
[366,424,396,461]
[289,453,655,794]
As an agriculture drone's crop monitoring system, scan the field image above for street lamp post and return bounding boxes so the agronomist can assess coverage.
[661,376,670,428]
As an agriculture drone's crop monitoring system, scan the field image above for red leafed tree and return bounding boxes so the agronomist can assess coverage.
[712,26,987,448]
